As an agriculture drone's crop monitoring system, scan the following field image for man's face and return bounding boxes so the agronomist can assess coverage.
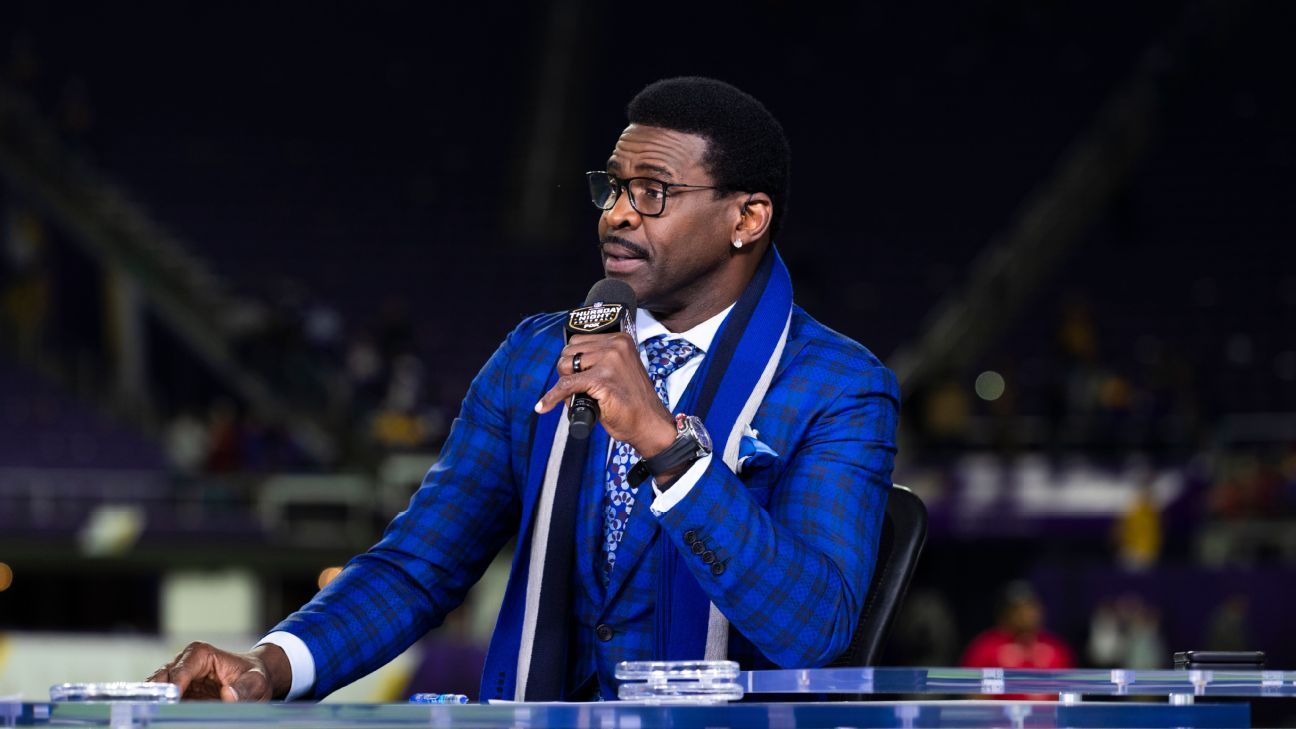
[598,124,739,314]
[1005,597,1044,636]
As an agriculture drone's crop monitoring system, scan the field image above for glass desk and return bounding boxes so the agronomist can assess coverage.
[4,667,1291,727]
[0,699,1254,728]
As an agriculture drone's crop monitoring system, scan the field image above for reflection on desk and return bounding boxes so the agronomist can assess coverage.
[740,666,1296,698]
[0,699,1252,728]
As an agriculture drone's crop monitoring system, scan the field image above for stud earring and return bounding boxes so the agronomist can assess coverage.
[733,239,744,249]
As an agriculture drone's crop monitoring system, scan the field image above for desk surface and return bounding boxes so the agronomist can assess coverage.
[6,667,1290,728]
[0,699,1254,728]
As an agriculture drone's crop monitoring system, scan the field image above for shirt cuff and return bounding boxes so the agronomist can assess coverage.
[649,453,711,515]
[256,631,315,701]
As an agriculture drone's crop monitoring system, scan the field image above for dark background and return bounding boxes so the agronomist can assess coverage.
[1,0,1294,708]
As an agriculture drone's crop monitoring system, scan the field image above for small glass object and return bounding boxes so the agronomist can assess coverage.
[409,693,470,704]
[615,660,743,703]
[50,682,180,703]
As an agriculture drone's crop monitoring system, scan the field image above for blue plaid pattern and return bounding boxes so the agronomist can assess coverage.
[602,335,699,580]
[272,307,898,700]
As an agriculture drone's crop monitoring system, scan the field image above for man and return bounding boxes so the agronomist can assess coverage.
[961,582,1075,670]
[150,76,899,702]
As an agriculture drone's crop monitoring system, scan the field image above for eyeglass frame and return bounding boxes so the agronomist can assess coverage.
[585,171,739,217]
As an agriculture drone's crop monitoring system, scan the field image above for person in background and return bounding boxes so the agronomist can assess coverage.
[961,581,1075,670]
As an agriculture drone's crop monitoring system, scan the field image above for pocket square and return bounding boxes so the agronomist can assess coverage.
[737,426,779,474]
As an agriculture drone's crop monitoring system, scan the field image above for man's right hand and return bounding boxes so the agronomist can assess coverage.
[147,642,291,701]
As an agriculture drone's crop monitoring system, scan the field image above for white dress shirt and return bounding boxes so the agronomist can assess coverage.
[260,304,733,700]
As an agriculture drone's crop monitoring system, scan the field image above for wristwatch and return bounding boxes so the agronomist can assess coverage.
[629,414,712,489]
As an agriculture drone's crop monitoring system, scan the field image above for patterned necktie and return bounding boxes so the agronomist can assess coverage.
[601,334,700,581]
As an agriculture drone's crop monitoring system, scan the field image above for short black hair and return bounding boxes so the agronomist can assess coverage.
[627,77,791,242]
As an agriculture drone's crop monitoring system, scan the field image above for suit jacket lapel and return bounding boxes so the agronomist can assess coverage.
[772,335,808,383]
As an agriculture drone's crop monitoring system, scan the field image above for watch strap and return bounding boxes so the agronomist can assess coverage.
[628,416,710,489]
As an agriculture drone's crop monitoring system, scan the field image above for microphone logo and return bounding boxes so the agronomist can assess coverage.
[566,302,625,334]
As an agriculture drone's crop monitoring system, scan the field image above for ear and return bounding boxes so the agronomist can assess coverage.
[732,192,773,248]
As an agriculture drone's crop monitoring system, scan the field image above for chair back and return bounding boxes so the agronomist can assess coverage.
[830,483,928,667]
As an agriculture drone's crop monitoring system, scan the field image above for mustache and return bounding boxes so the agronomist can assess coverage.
[599,235,649,259]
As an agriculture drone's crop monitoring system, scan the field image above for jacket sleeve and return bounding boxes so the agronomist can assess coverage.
[270,318,544,699]
[651,359,900,667]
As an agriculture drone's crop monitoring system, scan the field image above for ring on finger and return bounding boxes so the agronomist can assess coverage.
[572,352,584,373]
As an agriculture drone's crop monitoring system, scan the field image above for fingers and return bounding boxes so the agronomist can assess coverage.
[170,642,221,698]
[149,641,264,702]
[561,333,632,363]
[564,331,633,349]
[534,372,594,415]
[555,348,605,377]
[554,332,638,377]
[537,332,646,419]
[556,350,587,377]
[537,335,629,414]
[148,642,200,697]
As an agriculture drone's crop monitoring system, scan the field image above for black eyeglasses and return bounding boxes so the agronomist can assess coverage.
[585,171,728,217]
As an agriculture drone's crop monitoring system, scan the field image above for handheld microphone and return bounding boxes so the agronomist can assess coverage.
[565,278,637,440]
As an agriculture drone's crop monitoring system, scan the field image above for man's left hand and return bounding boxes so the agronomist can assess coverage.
[535,332,677,457]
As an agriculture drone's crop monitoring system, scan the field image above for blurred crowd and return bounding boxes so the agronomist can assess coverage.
[912,297,1207,460]
[895,580,1269,672]
[161,295,452,474]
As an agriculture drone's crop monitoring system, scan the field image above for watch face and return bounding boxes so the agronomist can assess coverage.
[687,416,712,452]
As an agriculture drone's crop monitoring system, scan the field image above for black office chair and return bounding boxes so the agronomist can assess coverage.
[829,484,928,667]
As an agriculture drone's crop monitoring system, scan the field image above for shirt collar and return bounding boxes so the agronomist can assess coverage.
[635,303,734,354]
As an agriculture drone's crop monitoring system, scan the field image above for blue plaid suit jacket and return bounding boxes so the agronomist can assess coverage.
[272,305,899,699]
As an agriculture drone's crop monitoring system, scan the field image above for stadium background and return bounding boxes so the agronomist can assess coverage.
[1,0,1293,710]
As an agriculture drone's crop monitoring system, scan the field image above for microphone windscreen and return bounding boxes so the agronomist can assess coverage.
[582,278,637,319]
